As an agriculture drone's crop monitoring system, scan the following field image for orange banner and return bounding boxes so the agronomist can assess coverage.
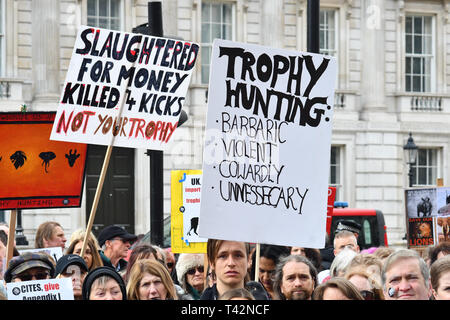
[0,112,87,209]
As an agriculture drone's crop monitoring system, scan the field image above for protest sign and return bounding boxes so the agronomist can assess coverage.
[198,39,337,248]
[7,278,74,300]
[49,25,198,257]
[0,112,87,210]
[171,170,207,253]
[19,247,63,263]
[405,187,450,248]
[50,25,198,151]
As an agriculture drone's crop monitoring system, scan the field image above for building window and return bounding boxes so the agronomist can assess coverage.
[201,1,233,84]
[412,148,439,186]
[319,9,337,57]
[405,15,434,92]
[87,0,121,30]
[330,146,342,201]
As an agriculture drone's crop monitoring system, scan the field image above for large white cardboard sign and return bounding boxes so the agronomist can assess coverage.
[50,25,198,150]
[7,278,74,300]
[198,39,337,248]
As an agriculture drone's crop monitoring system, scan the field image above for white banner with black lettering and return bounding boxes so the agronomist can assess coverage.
[198,39,337,248]
[50,25,198,150]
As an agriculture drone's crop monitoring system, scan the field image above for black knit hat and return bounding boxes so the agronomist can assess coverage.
[55,254,88,276]
[81,266,127,300]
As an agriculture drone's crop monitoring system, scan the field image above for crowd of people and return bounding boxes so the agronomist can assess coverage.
[0,219,449,300]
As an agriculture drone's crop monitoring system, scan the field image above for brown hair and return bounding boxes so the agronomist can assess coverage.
[126,259,178,300]
[218,287,255,300]
[345,269,385,300]
[373,247,395,260]
[207,239,250,265]
[66,235,103,271]
[35,221,62,248]
[349,254,382,271]
[429,242,450,266]
[430,255,450,291]
[313,277,364,300]
[207,239,251,283]
[124,244,158,282]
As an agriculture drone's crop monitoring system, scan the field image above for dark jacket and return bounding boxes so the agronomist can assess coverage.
[99,250,127,273]
[200,282,269,300]
[319,246,335,270]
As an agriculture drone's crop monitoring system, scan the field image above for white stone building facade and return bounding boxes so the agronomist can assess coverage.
[0,0,449,248]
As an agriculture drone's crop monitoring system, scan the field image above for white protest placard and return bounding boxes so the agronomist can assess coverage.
[50,25,198,150]
[19,247,63,263]
[182,174,207,243]
[7,278,74,300]
[198,39,337,248]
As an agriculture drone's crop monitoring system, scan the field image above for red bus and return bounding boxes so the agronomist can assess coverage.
[326,188,388,250]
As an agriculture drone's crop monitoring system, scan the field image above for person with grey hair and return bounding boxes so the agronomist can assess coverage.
[330,248,358,278]
[272,254,317,300]
[176,253,205,300]
[382,249,432,300]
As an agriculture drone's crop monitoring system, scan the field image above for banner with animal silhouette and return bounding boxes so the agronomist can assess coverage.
[0,112,87,210]
[49,25,198,151]
[198,39,337,248]
[170,170,207,254]
[405,187,450,248]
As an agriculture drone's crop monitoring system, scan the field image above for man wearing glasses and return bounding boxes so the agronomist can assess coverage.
[4,252,55,283]
[97,225,137,273]
[333,230,360,256]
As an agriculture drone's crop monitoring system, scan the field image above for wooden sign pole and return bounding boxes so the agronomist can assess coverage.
[6,209,17,269]
[78,29,140,258]
[80,145,114,257]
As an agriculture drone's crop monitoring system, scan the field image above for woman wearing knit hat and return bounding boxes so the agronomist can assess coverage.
[175,253,205,300]
[82,266,127,300]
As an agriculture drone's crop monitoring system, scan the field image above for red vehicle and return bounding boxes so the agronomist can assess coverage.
[326,188,389,250]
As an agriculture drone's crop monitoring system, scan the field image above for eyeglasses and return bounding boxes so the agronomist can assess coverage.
[360,290,375,300]
[14,271,50,282]
[186,266,204,275]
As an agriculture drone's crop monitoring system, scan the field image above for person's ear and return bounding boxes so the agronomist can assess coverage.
[431,287,438,299]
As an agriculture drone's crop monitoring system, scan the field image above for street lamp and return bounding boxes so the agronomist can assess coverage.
[403,132,418,187]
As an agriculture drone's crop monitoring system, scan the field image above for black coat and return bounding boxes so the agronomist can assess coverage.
[200,282,269,300]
